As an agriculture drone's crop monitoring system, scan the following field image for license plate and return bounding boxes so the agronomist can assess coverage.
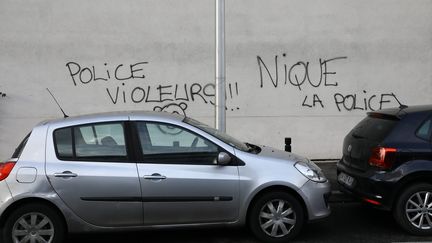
[338,172,355,187]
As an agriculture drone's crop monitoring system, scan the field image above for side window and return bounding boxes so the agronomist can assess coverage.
[136,122,218,159]
[416,119,432,141]
[54,122,127,161]
[54,128,73,158]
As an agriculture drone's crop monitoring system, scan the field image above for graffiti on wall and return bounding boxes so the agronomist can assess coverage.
[65,54,404,116]
[0,92,6,98]
[257,54,403,111]
[65,61,240,116]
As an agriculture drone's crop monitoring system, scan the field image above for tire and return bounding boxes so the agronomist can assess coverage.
[248,191,305,243]
[393,183,432,235]
[2,203,65,243]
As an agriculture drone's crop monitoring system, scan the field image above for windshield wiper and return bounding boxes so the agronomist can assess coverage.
[246,143,254,152]
[246,143,261,154]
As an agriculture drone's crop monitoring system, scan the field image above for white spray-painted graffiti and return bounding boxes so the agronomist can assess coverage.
[257,54,404,111]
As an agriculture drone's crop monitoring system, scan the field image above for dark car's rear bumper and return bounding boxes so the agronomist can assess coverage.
[336,160,397,210]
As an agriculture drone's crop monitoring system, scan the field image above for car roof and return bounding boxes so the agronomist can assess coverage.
[368,105,432,120]
[38,110,185,127]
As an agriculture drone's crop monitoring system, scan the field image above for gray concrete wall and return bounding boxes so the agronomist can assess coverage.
[1,0,431,159]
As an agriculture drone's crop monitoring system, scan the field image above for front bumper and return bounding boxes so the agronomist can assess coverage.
[299,179,332,221]
[336,160,396,210]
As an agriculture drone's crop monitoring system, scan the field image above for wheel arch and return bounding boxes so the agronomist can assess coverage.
[392,171,432,209]
[245,185,308,223]
[0,197,68,233]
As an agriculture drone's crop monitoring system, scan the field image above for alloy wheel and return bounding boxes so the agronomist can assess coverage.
[405,191,432,230]
[259,199,296,238]
[11,212,55,243]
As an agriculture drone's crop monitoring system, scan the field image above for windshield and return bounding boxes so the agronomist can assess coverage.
[184,117,250,152]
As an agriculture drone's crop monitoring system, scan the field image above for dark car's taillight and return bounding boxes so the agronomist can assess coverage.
[0,162,16,181]
[368,147,397,169]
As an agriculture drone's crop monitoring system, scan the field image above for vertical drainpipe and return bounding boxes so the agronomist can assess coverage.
[215,0,226,132]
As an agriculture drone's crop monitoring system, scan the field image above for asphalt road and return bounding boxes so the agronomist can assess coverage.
[67,202,432,243]
[67,162,432,243]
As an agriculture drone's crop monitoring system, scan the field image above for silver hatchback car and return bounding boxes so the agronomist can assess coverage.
[0,111,330,243]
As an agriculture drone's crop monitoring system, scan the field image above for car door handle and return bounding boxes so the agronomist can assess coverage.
[143,173,167,180]
[54,171,78,178]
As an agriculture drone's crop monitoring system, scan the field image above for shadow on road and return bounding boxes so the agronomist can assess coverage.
[67,162,432,243]
[68,203,432,243]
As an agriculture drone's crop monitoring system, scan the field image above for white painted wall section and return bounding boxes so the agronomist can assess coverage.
[1,0,431,159]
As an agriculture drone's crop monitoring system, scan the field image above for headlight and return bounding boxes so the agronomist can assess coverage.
[294,161,327,183]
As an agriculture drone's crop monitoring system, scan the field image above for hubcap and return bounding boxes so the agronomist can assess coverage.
[405,191,432,230]
[12,212,55,243]
[259,199,296,238]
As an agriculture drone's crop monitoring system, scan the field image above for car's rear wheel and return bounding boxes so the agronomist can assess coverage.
[394,183,432,235]
[248,191,304,242]
[2,203,65,243]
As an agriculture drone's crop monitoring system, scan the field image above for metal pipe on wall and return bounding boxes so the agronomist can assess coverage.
[215,0,226,132]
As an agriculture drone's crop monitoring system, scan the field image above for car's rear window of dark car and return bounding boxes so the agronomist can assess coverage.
[351,116,397,141]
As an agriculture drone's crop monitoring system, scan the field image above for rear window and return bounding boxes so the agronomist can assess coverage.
[12,133,31,158]
[351,116,397,141]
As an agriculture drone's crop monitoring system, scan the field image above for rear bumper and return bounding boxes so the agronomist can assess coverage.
[336,160,396,210]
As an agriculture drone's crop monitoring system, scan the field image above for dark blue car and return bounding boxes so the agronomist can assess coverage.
[337,105,432,235]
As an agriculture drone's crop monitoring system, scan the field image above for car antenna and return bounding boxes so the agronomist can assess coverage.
[46,88,69,118]
[392,93,408,109]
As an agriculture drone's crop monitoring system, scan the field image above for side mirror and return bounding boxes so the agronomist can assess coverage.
[217,152,231,165]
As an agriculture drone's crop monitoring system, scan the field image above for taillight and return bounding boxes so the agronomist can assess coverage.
[0,162,16,181]
[368,147,397,169]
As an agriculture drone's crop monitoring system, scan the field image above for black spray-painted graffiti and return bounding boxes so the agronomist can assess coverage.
[66,61,148,85]
[66,61,240,116]
[0,92,6,98]
[106,82,239,105]
[257,55,345,89]
[257,54,402,112]
[154,102,188,116]
[106,83,215,104]
[300,91,403,111]
[332,92,404,112]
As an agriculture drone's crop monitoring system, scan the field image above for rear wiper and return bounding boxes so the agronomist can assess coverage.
[352,133,365,139]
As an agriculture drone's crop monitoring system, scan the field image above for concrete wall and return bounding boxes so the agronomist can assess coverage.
[1,0,431,160]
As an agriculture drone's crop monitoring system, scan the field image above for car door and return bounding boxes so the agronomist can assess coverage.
[45,120,143,227]
[134,121,240,225]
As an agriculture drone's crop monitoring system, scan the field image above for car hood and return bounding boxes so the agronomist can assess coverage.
[256,145,308,164]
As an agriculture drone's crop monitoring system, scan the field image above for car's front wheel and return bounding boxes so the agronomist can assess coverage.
[248,191,305,242]
[394,183,432,235]
[2,203,65,243]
